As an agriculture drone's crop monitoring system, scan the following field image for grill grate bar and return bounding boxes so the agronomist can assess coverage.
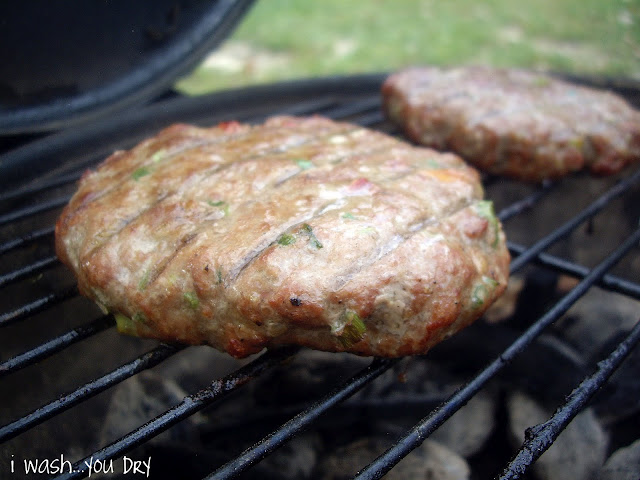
[243,97,377,127]
[258,98,344,119]
[0,254,58,289]
[52,346,299,480]
[0,286,77,328]
[0,195,69,227]
[0,171,83,204]
[0,225,55,255]
[508,241,640,299]
[509,167,640,273]
[0,344,183,444]
[353,226,640,480]
[207,357,399,480]
[321,103,381,128]
[497,182,554,222]
[241,100,341,127]
[319,97,381,121]
[499,316,640,480]
[0,315,113,378]
[353,110,386,129]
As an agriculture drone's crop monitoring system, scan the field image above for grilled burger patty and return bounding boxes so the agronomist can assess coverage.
[382,66,640,182]
[56,116,509,358]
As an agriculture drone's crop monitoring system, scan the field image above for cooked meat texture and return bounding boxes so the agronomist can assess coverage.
[56,115,510,358]
[382,66,640,182]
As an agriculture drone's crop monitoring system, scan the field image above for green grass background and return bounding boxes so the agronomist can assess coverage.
[176,0,640,95]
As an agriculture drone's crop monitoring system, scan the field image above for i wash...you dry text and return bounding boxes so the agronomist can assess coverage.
[8,454,152,477]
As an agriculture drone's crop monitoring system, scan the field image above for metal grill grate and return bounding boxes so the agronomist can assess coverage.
[1,74,639,480]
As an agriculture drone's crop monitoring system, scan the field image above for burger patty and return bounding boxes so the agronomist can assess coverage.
[382,66,640,182]
[56,115,510,358]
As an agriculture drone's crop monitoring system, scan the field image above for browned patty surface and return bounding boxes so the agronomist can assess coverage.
[56,116,510,358]
[382,66,640,182]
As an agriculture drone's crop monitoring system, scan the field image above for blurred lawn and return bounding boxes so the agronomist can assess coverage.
[176,0,640,95]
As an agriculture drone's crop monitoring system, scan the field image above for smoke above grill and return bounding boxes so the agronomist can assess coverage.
[0,74,639,480]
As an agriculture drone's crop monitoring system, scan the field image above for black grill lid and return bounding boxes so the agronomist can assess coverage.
[0,0,255,135]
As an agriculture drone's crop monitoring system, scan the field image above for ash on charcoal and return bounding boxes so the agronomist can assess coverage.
[430,389,497,458]
[428,321,588,407]
[199,350,371,442]
[196,351,486,479]
[349,357,464,412]
[554,287,640,361]
[597,438,640,480]
[552,288,640,424]
[591,329,640,425]
[352,358,498,457]
[315,437,470,480]
[507,390,608,480]
[99,370,204,447]
[247,432,322,480]
[154,345,247,393]
[372,384,498,458]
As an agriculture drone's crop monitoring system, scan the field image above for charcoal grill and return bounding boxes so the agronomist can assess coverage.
[1,73,640,480]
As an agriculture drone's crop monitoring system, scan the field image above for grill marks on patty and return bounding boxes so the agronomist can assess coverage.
[61,119,353,264]
[66,123,248,218]
[80,124,387,290]
[56,116,510,357]
[154,136,477,296]
[93,123,473,293]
